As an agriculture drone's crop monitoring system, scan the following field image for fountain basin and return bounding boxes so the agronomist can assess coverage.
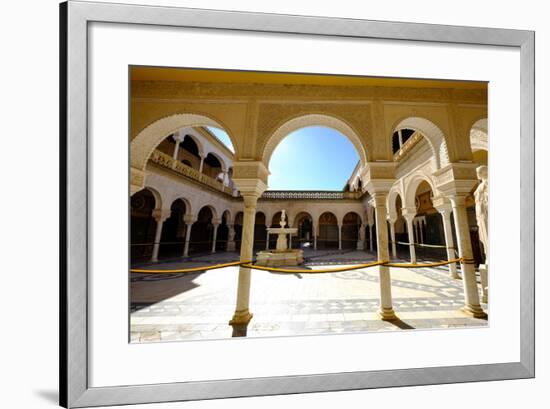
[256,249,304,267]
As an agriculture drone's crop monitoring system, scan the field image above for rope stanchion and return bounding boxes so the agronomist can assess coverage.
[130,260,250,274]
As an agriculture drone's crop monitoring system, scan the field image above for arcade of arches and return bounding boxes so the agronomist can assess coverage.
[130,67,489,341]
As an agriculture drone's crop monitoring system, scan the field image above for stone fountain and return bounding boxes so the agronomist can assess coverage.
[256,210,304,267]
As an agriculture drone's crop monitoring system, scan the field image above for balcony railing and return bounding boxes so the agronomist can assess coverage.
[149,150,235,195]
[261,190,362,200]
[393,130,423,162]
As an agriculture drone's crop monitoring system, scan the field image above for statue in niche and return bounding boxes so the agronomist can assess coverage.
[474,165,489,259]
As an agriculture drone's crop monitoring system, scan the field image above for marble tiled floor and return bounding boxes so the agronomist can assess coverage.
[130,251,488,343]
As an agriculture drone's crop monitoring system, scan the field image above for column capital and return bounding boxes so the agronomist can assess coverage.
[152,208,171,223]
[433,162,479,196]
[232,161,270,185]
[232,178,268,199]
[172,131,186,143]
[434,202,453,216]
[368,192,389,208]
[448,193,470,207]
[432,195,451,209]
[360,162,397,187]
[365,181,394,198]
[401,207,417,222]
[212,218,222,226]
[183,214,197,224]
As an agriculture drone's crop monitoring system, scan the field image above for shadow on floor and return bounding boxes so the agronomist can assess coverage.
[131,271,205,311]
[386,318,416,330]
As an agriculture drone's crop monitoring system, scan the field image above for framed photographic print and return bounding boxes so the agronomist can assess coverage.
[60,1,535,407]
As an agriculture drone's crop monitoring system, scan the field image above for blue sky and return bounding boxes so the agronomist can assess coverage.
[268,127,359,190]
[207,126,359,191]
[207,127,235,153]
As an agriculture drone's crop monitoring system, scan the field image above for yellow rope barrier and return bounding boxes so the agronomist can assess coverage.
[240,260,387,274]
[130,258,470,275]
[393,241,456,250]
[130,260,249,274]
[385,258,462,268]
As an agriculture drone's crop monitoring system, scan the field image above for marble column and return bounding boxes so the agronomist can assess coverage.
[337,224,342,250]
[435,204,459,279]
[357,223,365,250]
[182,214,196,257]
[371,193,396,320]
[210,220,220,253]
[388,218,397,259]
[198,155,205,173]
[403,211,417,264]
[151,209,170,262]
[230,177,266,327]
[172,132,185,162]
[450,194,486,318]
[265,231,270,250]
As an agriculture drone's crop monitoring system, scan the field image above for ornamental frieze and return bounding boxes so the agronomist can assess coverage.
[255,102,373,159]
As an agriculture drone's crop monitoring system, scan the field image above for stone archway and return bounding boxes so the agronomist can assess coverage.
[342,212,361,250]
[293,211,314,249]
[189,205,217,255]
[261,113,369,168]
[130,188,160,262]
[403,172,438,210]
[393,116,450,169]
[386,185,404,220]
[130,113,236,193]
[318,212,339,250]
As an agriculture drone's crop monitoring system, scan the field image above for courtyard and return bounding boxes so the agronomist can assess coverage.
[130,250,488,342]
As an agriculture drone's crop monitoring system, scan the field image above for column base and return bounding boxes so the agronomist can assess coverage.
[229,309,253,326]
[461,305,488,319]
[226,241,236,252]
[378,307,397,321]
[356,241,364,251]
